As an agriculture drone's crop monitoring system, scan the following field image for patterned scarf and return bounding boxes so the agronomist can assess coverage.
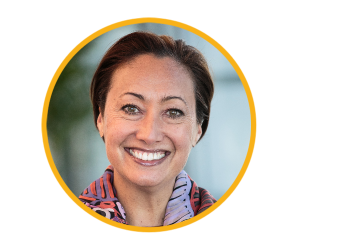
[79,165,216,226]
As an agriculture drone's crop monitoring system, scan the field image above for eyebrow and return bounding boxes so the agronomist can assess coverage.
[120,92,187,106]
[161,95,187,106]
[120,92,145,100]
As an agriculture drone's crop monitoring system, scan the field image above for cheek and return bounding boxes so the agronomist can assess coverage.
[167,124,194,151]
[104,120,134,150]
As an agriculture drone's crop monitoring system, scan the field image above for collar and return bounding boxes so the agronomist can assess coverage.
[79,165,215,226]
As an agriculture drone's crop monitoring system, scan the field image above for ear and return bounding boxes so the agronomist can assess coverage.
[193,123,203,147]
[97,107,104,138]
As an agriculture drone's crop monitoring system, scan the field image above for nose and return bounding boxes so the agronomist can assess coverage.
[136,111,163,144]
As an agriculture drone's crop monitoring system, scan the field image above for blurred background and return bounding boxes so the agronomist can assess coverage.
[47,23,251,200]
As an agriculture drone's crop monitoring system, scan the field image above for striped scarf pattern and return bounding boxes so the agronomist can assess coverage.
[79,166,216,226]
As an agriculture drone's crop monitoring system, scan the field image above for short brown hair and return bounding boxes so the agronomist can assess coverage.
[90,31,214,142]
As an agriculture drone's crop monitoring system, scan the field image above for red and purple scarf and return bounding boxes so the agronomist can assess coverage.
[79,165,216,226]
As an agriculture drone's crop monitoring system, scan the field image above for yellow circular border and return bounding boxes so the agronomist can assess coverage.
[42,17,256,232]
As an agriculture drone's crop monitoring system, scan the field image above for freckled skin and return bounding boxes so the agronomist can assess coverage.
[97,54,202,192]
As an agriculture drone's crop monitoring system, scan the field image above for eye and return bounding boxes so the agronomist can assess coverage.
[166,109,184,119]
[122,104,140,115]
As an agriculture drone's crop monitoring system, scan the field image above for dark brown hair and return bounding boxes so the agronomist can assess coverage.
[90,31,214,142]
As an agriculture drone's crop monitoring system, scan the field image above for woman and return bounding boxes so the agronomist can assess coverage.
[79,31,216,227]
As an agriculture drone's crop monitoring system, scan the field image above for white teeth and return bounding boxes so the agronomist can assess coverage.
[158,152,165,159]
[129,149,166,161]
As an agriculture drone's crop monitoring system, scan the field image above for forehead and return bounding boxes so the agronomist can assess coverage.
[109,54,195,99]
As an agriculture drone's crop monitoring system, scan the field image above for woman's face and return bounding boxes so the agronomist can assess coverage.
[97,54,202,189]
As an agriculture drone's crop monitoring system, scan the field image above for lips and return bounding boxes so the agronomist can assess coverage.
[124,148,170,166]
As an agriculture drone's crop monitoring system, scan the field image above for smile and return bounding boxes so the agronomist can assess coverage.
[130,149,166,161]
[124,148,170,166]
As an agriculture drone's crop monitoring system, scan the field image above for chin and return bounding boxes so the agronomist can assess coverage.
[124,169,176,189]
[132,173,166,188]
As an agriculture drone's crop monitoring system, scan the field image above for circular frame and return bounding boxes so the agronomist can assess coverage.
[41,17,257,233]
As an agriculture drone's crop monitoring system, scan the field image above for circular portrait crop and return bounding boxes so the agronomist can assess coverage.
[42,18,256,232]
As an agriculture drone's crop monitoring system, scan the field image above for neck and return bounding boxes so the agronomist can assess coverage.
[113,172,175,227]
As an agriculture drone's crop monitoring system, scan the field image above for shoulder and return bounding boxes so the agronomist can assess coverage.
[187,175,216,216]
[78,166,127,223]
[197,187,216,214]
